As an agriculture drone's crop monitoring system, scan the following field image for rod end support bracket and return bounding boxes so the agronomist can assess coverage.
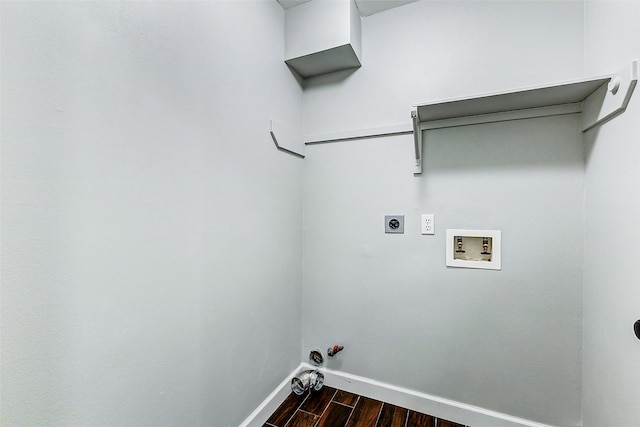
[412,110,422,175]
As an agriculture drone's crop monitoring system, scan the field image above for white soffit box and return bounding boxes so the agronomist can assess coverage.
[284,0,362,78]
[276,0,312,9]
[355,0,419,17]
[286,44,361,79]
[277,0,419,17]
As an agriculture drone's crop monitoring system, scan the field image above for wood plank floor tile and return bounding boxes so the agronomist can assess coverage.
[264,387,469,427]
[283,410,318,427]
[298,387,337,416]
[345,396,383,427]
[407,411,436,427]
[266,392,308,427]
[376,403,408,427]
[316,402,353,427]
[437,419,467,427]
[333,390,359,406]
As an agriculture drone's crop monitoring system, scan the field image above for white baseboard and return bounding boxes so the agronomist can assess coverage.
[239,363,304,427]
[240,363,556,427]
[317,364,556,427]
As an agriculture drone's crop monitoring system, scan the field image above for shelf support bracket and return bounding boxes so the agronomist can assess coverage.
[582,59,638,132]
[270,119,305,158]
[412,110,422,174]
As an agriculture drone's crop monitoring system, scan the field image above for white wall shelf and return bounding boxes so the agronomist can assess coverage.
[411,60,638,174]
[414,77,609,125]
[273,62,637,171]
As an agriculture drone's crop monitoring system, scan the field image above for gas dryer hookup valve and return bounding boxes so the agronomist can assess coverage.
[327,344,344,357]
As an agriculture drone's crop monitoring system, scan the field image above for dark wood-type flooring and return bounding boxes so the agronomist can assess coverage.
[264,386,469,427]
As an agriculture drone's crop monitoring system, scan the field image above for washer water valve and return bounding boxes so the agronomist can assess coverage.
[327,344,344,357]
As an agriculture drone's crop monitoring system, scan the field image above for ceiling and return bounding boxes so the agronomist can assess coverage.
[276,0,419,17]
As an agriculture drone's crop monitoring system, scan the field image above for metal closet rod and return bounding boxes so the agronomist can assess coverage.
[304,123,413,145]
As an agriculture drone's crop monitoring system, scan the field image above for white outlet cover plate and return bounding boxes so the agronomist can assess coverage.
[421,214,435,235]
[446,229,501,270]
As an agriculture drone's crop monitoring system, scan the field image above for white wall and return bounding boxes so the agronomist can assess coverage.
[583,2,640,426]
[6,2,637,426]
[303,0,584,135]
[0,2,303,426]
[302,2,585,426]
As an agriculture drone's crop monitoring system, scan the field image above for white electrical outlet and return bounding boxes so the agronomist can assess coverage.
[421,214,435,235]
